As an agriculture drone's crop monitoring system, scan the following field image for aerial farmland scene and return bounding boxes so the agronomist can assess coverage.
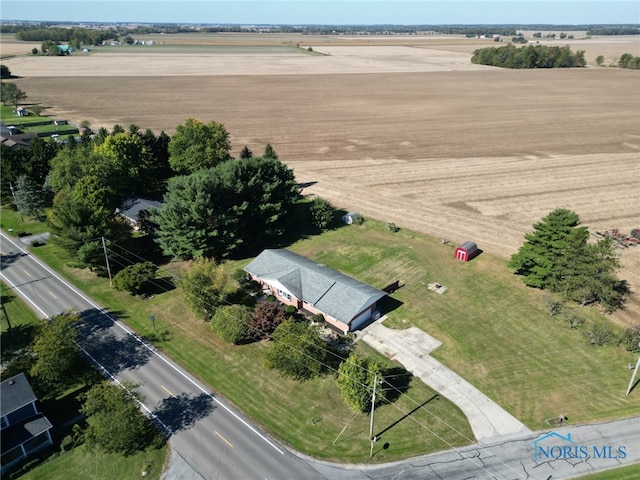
[1,1,639,479]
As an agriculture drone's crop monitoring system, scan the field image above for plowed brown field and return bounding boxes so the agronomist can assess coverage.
[5,34,639,324]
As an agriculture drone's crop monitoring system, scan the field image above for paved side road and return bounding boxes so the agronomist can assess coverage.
[309,417,640,480]
[359,318,531,442]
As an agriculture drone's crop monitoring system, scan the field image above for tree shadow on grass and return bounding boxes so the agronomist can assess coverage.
[382,366,413,403]
[152,393,215,435]
[0,323,37,363]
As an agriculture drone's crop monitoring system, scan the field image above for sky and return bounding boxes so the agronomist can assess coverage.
[1,1,639,25]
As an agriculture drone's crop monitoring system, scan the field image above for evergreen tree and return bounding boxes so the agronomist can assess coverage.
[240,145,253,159]
[508,209,582,288]
[13,175,46,220]
[263,143,279,160]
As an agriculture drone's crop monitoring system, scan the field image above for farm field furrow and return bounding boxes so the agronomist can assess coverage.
[7,37,640,326]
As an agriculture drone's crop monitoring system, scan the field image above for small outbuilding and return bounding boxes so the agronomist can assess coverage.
[455,241,479,262]
[342,212,360,225]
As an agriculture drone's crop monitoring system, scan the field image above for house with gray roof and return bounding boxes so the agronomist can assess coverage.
[244,249,387,334]
[1,373,53,474]
[117,197,162,230]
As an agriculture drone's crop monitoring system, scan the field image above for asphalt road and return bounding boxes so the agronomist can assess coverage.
[2,231,638,480]
[0,232,327,480]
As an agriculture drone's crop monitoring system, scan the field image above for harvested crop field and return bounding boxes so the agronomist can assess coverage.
[5,34,640,324]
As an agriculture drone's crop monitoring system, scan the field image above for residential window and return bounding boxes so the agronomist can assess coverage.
[277,289,291,301]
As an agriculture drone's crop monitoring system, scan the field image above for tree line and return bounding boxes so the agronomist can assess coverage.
[14,26,116,46]
[471,44,586,68]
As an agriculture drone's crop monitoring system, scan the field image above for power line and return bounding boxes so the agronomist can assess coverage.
[103,240,526,478]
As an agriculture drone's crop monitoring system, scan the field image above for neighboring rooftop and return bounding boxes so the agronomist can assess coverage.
[1,373,36,418]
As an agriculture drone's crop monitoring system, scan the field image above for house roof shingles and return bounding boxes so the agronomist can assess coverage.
[119,198,163,222]
[244,249,386,325]
[1,373,36,418]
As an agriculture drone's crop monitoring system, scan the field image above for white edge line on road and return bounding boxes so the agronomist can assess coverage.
[76,341,174,437]
[0,232,285,455]
[0,271,50,319]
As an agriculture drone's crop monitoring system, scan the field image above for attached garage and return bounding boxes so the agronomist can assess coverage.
[455,241,479,262]
[244,249,387,333]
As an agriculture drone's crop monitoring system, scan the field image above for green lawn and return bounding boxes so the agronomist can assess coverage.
[573,463,640,480]
[18,445,166,480]
[0,104,77,136]
[3,210,638,464]
[282,221,640,429]
[0,205,50,236]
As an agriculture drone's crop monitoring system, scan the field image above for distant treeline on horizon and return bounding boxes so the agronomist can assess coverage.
[1,22,639,39]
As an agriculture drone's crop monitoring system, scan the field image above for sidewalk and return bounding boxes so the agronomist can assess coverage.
[358,318,531,442]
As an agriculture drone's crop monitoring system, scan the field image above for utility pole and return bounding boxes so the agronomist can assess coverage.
[101,237,112,285]
[9,182,23,221]
[369,373,378,458]
[626,347,640,396]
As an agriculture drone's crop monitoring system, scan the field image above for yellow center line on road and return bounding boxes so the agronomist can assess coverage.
[23,269,31,277]
[48,291,58,300]
[161,385,176,397]
[214,431,234,448]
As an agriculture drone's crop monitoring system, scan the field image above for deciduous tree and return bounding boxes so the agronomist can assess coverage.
[168,118,231,174]
[80,381,163,455]
[1,81,27,107]
[175,257,228,321]
[250,301,286,340]
[30,311,82,387]
[210,304,252,344]
[336,353,386,412]
[263,319,326,380]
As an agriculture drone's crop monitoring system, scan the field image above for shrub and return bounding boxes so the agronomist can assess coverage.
[386,222,399,232]
[250,301,286,340]
[112,261,157,296]
[622,325,640,352]
[211,305,252,344]
[60,435,74,452]
[582,321,619,346]
[545,295,563,316]
[562,311,584,330]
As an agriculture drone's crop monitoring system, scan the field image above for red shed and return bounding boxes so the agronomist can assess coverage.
[455,241,479,262]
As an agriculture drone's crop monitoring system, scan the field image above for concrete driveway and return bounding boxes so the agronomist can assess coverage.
[359,318,531,443]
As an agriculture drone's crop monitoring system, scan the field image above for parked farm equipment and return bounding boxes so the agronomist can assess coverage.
[593,228,640,248]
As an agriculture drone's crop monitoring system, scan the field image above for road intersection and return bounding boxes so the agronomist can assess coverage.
[1,231,638,479]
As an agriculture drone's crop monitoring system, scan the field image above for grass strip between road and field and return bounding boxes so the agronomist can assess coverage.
[2,205,639,464]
